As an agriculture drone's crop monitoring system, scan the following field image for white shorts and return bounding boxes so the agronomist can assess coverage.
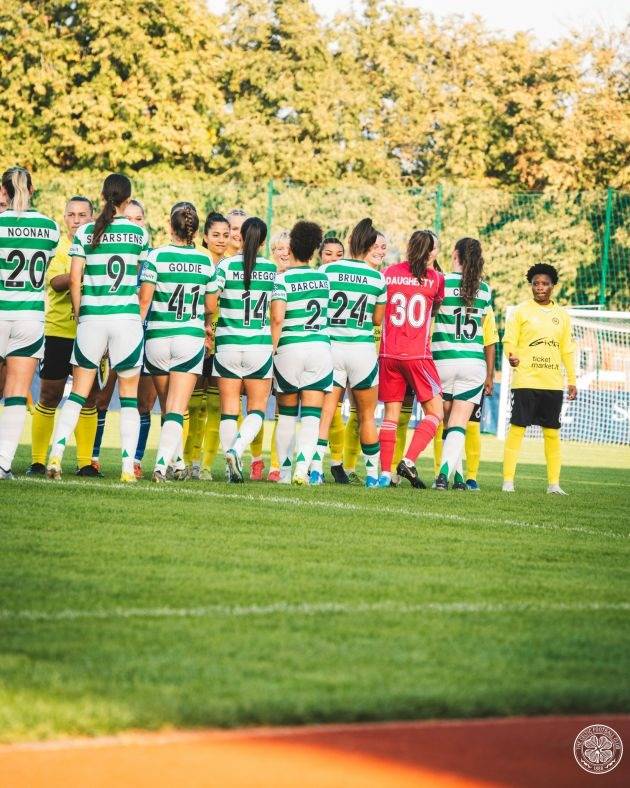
[213,349,273,380]
[436,359,486,404]
[331,341,379,390]
[145,335,205,376]
[72,320,144,378]
[274,342,333,393]
[0,320,44,360]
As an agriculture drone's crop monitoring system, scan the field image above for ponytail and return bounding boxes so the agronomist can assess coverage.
[171,202,199,246]
[241,217,267,290]
[349,218,377,260]
[1,167,32,213]
[406,230,435,284]
[455,237,484,308]
[91,173,132,249]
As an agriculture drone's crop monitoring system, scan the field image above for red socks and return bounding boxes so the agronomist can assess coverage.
[405,414,441,463]
[378,420,397,474]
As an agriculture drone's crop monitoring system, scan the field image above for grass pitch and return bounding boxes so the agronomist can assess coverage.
[1,427,629,742]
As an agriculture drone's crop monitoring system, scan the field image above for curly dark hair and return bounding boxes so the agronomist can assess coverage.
[290,221,323,263]
[527,263,558,285]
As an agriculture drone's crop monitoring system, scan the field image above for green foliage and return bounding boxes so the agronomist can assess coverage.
[1,0,627,188]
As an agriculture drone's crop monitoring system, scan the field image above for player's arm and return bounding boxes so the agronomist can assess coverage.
[50,273,70,292]
[373,303,385,326]
[482,308,499,395]
[138,282,155,322]
[502,308,521,368]
[69,256,85,320]
[203,293,215,350]
[560,313,577,400]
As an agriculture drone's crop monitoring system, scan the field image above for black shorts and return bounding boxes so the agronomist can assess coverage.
[202,353,214,378]
[470,394,484,424]
[510,388,563,429]
[40,336,74,380]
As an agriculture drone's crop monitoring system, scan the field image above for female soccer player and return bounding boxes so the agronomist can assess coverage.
[29,195,99,478]
[47,173,149,482]
[225,208,248,257]
[377,230,444,488]
[502,263,577,494]
[208,217,276,483]
[319,237,344,266]
[138,202,216,482]
[0,167,60,479]
[266,229,293,483]
[310,218,386,488]
[432,238,494,490]
[200,212,230,480]
[271,221,331,484]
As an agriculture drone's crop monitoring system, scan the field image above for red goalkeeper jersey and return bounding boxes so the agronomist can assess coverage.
[379,262,444,359]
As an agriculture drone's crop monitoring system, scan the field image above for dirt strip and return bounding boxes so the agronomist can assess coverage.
[1,715,628,787]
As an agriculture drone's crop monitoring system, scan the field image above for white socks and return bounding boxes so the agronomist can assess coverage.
[294,409,321,476]
[231,410,264,457]
[276,407,298,479]
[0,397,28,470]
[49,392,85,461]
[155,413,183,473]
[219,415,239,453]
[119,397,140,475]
[439,426,466,480]
[310,438,327,475]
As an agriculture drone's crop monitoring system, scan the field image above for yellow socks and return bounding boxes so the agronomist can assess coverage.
[503,424,525,482]
[543,427,561,485]
[433,421,444,476]
[184,389,206,465]
[329,402,344,464]
[75,406,98,468]
[393,404,412,469]
[182,411,190,452]
[31,403,56,465]
[250,420,264,461]
[270,416,279,470]
[465,420,481,481]
[343,407,360,471]
[202,388,221,471]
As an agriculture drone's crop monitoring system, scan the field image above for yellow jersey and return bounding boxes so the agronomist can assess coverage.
[483,308,499,346]
[44,234,76,339]
[503,299,576,390]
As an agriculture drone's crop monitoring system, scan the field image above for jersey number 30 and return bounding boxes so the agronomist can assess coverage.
[389,292,427,328]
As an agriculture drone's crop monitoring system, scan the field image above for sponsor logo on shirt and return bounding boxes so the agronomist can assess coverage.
[529,337,560,348]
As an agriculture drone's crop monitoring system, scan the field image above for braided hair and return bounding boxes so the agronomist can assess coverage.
[171,202,199,246]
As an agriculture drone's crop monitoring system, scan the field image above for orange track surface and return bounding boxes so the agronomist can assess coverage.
[1,715,628,787]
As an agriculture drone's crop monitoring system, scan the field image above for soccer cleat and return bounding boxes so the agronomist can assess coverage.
[277,473,292,485]
[309,470,324,486]
[452,479,467,491]
[466,479,480,491]
[292,471,309,486]
[502,481,515,493]
[434,473,449,491]
[547,484,568,495]
[152,470,167,483]
[120,471,137,484]
[76,464,102,478]
[0,466,14,480]
[396,459,426,489]
[330,464,350,484]
[347,471,363,486]
[250,459,264,481]
[91,459,101,474]
[46,457,62,480]
[225,449,243,483]
[133,461,143,480]
[200,469,213,481]
[389,473,401,488]
[26,462,46,476]
[378,474,391,488]
[267,469,281,483]
[173,465,191,481]
[365,476,380,489]
[190,463,201,480]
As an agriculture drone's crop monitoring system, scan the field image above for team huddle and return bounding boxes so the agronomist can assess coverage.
[0,168,578,493]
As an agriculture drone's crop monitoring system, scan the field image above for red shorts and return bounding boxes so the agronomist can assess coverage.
[378,356,442,403]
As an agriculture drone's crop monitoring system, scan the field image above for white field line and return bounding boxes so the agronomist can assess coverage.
[1,600,628,624]
[10,477,629,541]
[471,468,630,488]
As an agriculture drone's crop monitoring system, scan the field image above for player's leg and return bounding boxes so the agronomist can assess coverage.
[435,399,474,490]
[391,395,413,485]
[343,389,361,483]
[502,388,532,492]
[353,384,380,487]
[310,386,343,484]
[134,374,157,479]
[465,398,483,490]
[294,389,326,484]
[226,377,272,483]
[0,349,39,478]
[153,371,197,481]
[267,408,281,481]
[249,420,265,481]
[328,401,345,472]
[377,357,406,485]
[109,320,144,482]
[201,375,220,480]
[74,382,99,477]
[91,368,117,471]
[184,375,205,470]
[275,392,298,483]
[541,390,565,494]
[433,422,444,477]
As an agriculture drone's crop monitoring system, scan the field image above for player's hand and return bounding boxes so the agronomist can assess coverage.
[484,375,494,396]
[204,326,213,351]
[508,353,519,368]
[567,384,577,400]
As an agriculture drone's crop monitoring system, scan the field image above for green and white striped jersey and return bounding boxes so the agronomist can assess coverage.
[271,266,330,347]
[70,216,150,322]
[319,259,386,343]
[214,254,276,352]
[0,209,60,322]
[432,272,492,362]
[140,245,217,340]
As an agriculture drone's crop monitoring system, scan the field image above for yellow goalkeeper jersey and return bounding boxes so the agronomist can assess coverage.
[483,308,499,346]
[44,234,76,339]
[503,299,576,390]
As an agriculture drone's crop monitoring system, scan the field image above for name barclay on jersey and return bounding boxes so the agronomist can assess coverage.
[288,279,329,292]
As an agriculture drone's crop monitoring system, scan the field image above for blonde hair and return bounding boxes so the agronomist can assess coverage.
[270,229,290,251]
[2,167,32,213]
